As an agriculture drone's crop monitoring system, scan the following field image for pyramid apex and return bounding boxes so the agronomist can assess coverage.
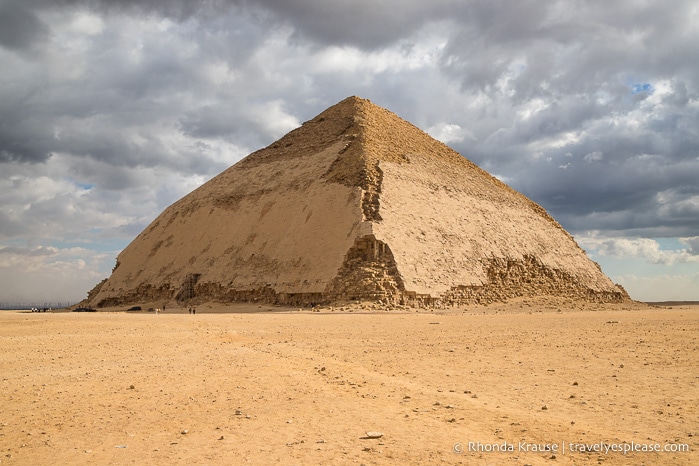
[311,95,374,120]
[340,95,370,103]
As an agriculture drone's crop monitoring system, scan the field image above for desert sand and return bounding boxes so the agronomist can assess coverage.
[1,299,696,465]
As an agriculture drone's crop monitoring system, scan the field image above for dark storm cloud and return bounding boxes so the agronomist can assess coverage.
[682,237,699,256]
[1,0,698,301]
[0,1,49,51]
[12,0,230,21]
[19,0,460,48]
[441,1,698,94]
[246,0,460,49]
[413,0,699,239]
[518,159,699,237]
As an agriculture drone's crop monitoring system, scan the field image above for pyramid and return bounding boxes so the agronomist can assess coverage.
[87,96,628,308]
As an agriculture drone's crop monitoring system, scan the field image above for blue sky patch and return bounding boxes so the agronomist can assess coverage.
[68,178,94,190]
[631,83,654,95]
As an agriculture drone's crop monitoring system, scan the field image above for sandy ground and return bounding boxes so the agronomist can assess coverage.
[1,299,697,465]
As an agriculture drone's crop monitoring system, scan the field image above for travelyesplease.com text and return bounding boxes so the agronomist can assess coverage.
[453,440,690,455]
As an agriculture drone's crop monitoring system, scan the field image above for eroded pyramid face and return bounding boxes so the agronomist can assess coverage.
[87,96,627,308]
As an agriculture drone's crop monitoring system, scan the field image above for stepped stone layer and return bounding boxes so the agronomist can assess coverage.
[87,96,628,307]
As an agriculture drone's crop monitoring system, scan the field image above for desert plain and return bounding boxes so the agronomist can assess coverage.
[1,298,697,465]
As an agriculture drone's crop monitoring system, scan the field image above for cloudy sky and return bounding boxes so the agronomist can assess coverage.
[1,0,698,304]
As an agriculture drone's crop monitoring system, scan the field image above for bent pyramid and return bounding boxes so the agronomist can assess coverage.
[87,96,628,307]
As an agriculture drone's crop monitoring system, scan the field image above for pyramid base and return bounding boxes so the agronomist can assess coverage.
[88,254,628,309]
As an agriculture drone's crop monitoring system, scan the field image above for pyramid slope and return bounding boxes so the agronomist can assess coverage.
[88,97,627,307]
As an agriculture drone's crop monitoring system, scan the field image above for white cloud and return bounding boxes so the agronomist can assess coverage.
[615,271,699,302]
[427,122,474,144]
[248,100,300,139]
[0,244,113,303]
[583,151,603,163]
[578,234,699,265]
[680,236,699,255]
[516,97,548,121]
